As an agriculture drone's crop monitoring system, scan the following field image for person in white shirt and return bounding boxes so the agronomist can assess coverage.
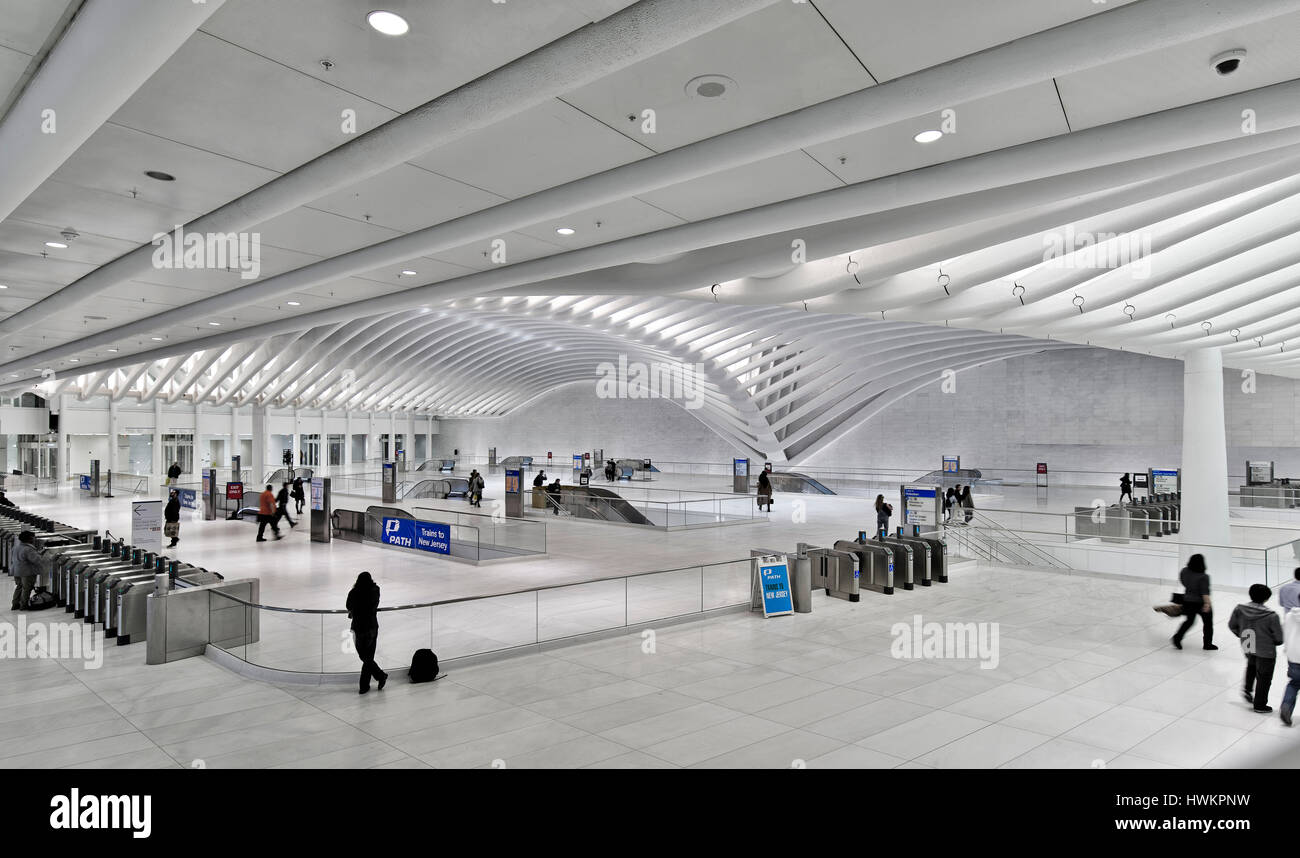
[1279,568,1300,613]
[1282,607,1300,726]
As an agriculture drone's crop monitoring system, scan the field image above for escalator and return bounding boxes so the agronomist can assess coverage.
[766,472,836,495]
[548,485,654,526]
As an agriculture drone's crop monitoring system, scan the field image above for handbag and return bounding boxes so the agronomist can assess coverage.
[1170,592,1185,605]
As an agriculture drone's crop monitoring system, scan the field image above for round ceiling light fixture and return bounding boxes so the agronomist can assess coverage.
[145,170,175,182]
[913,129,943,144]
[1209,49,1246,77]
[685,74,737,100]
[367,10,409,36]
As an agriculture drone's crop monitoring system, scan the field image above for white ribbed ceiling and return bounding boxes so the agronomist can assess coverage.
[3,0,1300,461]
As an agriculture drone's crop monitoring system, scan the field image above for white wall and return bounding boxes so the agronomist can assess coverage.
[806,349,1300,481]
[437,381,742,463]
[437,349,1300,483]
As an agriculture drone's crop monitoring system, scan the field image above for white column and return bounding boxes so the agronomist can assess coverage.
[292,405,300,469]
[230,404,239,474]
[251,404,267,488]
[57,393,70,484]
[344,411,354,468]
[152,397,163,486]
[1180,347,1231,573]
[320,408,328,470]
[107,398,119,475]
[426,414,433,463]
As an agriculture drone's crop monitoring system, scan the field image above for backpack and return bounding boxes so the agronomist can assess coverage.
[27,587,56,611]
[409,648,441,683]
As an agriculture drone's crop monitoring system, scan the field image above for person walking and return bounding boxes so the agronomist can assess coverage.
[943,487,956,523]
[547,478,562,515]
[1119,472,1133,505]
[757,470,773,513]
[256,484,281,542]
[960,485,975,524]
[9,530,42,611]
[1281,605,1300,726]
[1228,584,1285,714]
[164,489,181,549]
[1172,553,1216,650]
[166,461,182,487]
[874,494,893,538]
[291,476,306,515]
[468,470,484,507]
[275,482,297,530]
[346,571,388,695]
[1279,567,1300,613]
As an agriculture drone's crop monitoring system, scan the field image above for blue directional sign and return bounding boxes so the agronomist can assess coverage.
[79,475,91,491]
[178,489,197,510]
[382,517,450,555]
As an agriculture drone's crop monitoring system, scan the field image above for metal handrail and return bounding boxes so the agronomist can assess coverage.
[204,555,752,615]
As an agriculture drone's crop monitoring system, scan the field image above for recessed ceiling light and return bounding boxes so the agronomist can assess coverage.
[400,270,418,276]
[208,321,221,326]
[914,130,943,144]
[367,10,409,35]
[0,284,7,289]
[107,348,119,353]
[68,358,79,363]
[685,74,737,100]
[556,227,576,236]
[45,241,67,249]
[151,337,163,341]
[145,170,175,182]
[286,301,301,306]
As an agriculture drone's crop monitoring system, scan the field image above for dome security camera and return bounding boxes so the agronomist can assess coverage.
[1210,49,1247,76]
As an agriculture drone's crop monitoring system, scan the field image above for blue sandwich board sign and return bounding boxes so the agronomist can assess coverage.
[757,555,794,618]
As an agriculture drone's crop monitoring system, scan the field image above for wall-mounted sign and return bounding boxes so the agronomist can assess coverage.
[942,456,960,474]
[381,517,450,555]
[756,555,793,618]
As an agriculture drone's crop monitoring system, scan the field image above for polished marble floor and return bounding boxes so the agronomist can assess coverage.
[3,561,1296,769]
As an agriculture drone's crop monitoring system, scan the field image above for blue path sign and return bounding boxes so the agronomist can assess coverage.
[382,517,451,555]
[178,489,197,510]
[758,557,794,618]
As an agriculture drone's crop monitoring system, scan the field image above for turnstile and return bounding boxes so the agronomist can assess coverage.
[807,546,859,602]
[834,539,897,595]
[886,533,933,586]
[876,537,915,590]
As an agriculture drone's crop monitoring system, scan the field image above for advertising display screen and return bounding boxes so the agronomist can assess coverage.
[733,458,749,477]
[943,456,960,474]
[311,477,324,511]
[505,469,521,494]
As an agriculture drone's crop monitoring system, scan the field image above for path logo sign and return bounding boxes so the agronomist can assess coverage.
[382,518,450,555]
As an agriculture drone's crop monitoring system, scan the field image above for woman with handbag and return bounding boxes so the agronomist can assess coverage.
[1171,553,1217,650]
[757,470,773,513]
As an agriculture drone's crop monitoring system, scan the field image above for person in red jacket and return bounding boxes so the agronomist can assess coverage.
[256,484,280,542]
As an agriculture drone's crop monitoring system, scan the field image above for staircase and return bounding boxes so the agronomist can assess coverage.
[947,511,1072,570]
